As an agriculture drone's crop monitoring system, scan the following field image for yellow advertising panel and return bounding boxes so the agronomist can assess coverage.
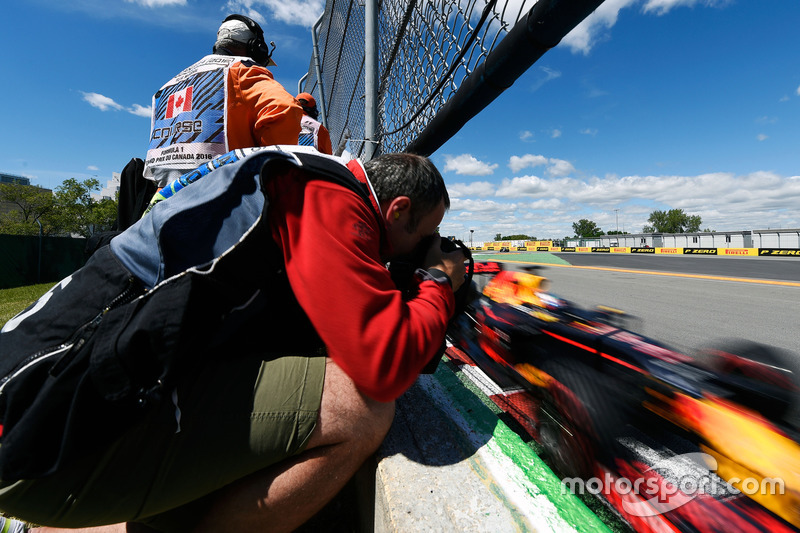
[719,248,758,257]
[656,248,682,254]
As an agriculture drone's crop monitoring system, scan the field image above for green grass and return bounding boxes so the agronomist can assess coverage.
[0,283,54,328]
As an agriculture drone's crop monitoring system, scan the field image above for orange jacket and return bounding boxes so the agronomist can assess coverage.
[226,61,304,149]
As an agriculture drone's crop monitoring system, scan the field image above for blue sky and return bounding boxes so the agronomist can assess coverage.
[1,0,798,242]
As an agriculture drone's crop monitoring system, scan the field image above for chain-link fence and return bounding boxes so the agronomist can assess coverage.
[301,0,604,159]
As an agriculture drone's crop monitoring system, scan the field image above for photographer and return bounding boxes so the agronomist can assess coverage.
[0,151,465,533]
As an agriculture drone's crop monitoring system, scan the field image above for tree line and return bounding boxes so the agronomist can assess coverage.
[0,178,118,238]
[493,209,705,243]
[572,209,704,238]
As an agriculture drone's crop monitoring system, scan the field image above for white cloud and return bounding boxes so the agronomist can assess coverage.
[529,66,562,92]
[224,0,325,28]
[551,129,562,138]
[796,84,800,96]
[496,175,549,197]
[757,134,768,141]
[125,0,186,6]
[130,104,153,117]
[580,128,598,136]
[563,0,731,54]
[87,165,99,171]
[508,155,575,177]
[444,154,498,176]
[642,0,733,16]
[547,158,576,178]
[509,154,548,172]
[524,198,564,210]
[449,198,519,214]
[448,181,496,198]
[519,130,534,142]
[82,92,124,112]
[563,0,636,54]
[82,92,152,118]
[443,166,800,240]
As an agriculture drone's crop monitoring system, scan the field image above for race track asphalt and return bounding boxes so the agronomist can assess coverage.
[470,251,800,361]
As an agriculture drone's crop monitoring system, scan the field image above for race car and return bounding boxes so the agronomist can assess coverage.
[446,261,800,531]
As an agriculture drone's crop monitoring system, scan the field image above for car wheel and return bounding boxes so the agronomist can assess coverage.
[537,403,595,479]
[537,361,630,479]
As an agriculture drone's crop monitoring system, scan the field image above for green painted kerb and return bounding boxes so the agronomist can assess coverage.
[432,362,609,532]
[474,252,572,265]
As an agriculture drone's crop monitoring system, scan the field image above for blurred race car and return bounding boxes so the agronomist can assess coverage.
[446,261,800,532]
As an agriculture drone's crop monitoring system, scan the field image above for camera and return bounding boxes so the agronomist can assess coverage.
[388,235,475,373]
[389,234,473,294]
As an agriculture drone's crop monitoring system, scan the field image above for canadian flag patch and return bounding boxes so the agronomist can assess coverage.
[165,86,193,119]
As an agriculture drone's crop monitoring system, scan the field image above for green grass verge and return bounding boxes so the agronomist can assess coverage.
[473,251,572,265]
[0,283,54,328]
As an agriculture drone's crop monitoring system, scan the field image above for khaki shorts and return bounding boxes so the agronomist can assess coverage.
[0,353,326,532]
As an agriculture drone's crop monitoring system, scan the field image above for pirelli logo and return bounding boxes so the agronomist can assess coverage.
[759,248,800,256]
[721,248,754,256]
[684,248,718,255]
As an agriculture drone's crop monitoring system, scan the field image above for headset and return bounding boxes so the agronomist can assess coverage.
[219,14,276,67]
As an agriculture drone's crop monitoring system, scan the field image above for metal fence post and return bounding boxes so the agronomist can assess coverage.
[311,14,329,131]
[364,0,379,160]
[36,219,43,283]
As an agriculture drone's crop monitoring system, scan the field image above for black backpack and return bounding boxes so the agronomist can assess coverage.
[0,147,381,482]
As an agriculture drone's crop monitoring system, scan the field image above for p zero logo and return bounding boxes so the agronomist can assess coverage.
[591,247,611,253]
[537,247,549,251]
[759,248,800,256]
[561,247,576,252]
[631,247,655,253]
[684,248,717,255]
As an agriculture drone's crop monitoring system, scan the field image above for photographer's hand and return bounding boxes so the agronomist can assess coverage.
[423,236,468,292]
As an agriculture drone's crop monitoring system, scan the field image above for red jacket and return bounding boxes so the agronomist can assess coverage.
[263,159,455,401]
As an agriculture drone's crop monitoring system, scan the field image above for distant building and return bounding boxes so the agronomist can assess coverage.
[0,173,52,219]
[93,172,121,201]
[0,172,31,186]
[565,229,800,250]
